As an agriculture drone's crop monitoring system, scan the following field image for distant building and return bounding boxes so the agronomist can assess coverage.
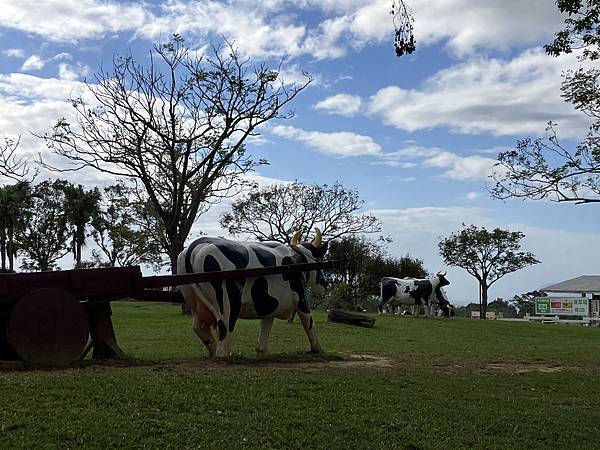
[541,276,600,317]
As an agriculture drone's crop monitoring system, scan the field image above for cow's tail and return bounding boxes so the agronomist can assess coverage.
[189,283,228,341]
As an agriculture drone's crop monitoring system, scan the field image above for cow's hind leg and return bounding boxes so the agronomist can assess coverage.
[256,317,274,356]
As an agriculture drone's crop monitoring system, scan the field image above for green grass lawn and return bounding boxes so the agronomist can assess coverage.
[2,302,600,449]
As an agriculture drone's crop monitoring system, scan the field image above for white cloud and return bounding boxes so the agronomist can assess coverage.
[368,49,591,138]
[271,125,381,157]
[464,191,481,201]
[138,1,306,60]
[314,94,362,116]
[21,55,45,71]
[58,63,90,81]
[412,0,564,56]
[0,0,148,42]
[277,64,317,87]
[2,48,25,58]
[380,145,499,181]
[0,73,87,101]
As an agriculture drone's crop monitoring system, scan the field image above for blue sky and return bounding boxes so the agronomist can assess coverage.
[1,0,598,305]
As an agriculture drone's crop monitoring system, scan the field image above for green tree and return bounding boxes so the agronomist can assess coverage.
[221,181,381,243]
[328,235,427,310]
[510,290,546,317]
[88,183,163,269]
[438,225,539,319]
[17,180,69,271]
[492,0,600,204]
[59,182,101,268]
[0,181,31,272]
[40,35,310,274]
[327,235,384,303]
[487,298,518,318]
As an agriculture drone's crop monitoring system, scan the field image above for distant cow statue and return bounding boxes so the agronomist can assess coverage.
[177,228,328,358]
[378,272,451,317]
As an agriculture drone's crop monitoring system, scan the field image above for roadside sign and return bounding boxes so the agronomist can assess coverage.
[535,297,589,316]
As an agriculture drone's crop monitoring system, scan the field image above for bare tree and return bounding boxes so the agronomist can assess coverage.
[0,136,34,181]
[88,182,164,270]
[39,35,310,273]
[220,181,381,243]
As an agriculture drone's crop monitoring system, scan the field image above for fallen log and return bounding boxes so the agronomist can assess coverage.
[327,309,375,328]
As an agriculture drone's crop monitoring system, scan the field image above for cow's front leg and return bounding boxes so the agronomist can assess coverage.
[256,317,274,355]
[424,304,431,317]
[213,315,232,358]
[192,313,216,357]
[297,311,323,353]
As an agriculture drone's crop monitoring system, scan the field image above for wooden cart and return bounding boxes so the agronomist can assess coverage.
[0,261,333,366]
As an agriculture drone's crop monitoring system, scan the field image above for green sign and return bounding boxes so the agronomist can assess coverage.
[535,297,589,316]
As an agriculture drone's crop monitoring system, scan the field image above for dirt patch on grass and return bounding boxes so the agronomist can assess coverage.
[173,353,395,371]
[485,363,566,373]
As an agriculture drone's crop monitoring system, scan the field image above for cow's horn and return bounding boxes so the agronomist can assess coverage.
[290,230,301,246]
[312,227,322,248]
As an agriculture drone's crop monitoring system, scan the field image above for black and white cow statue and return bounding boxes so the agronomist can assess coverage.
[378,272,451,317]
[177,228,328,358]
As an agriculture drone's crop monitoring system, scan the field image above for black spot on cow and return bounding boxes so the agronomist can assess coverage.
[380,279,398,304]
[227,280,242,331]
[296,282,309,313]
[262,241,284,249]
[214,240,249,269]
[185,237,250,272]
[251,277,280,316]
[409,280,433,305]
[435,286,449,308]
[217,320,227,341]
[249,244,276,267]
[282,254,306,266]
[309,317,314,330]
[184,237,207,273]
[300,242,329,259]
[282,255,308,312]
[204,255,224,313]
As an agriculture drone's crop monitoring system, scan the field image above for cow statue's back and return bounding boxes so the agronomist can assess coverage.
[378,272,451,317]
[177,228,328,358]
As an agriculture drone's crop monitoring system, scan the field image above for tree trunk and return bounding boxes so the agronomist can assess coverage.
[168,237,190,314]
[0,228,6,272]
[7,223,14,272]
[480,284,488,319]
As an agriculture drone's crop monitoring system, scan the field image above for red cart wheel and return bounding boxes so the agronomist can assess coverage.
[6,288,89,365]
